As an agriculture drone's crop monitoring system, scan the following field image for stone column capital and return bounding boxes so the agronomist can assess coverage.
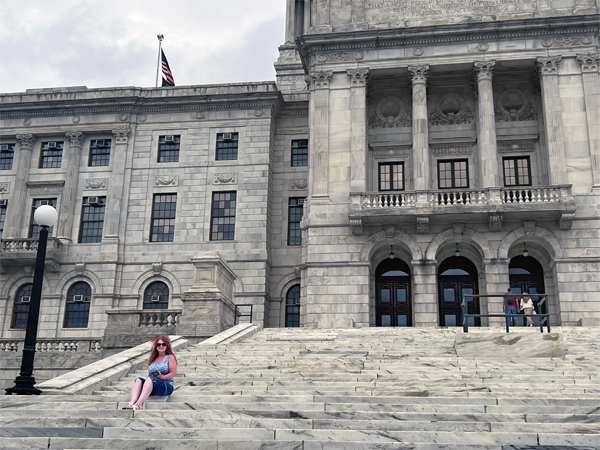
[65,131,86,147]
[347,68,370,87]
[15,133,37,150]
[112,126,131,144]
[474,61,496,81]
[307,71,334,89]
[537,56,562,76]
[408,65,429,84]
[576,52,600,73]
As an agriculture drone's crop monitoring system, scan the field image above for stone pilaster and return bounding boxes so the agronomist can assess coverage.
[577,53,600,188]
[56,131,85,242]
[537,56,568,186]
[347,69,369,193]
[103,126,131,240]
[307,71,333,198]
[474,61,499,187]
[348,0,368,31]
[408,65,430,191]
[4,133,36,238]
[285,0,296,42]
[411,259,437,327]
[484,258,510,326]
[312,0,332,33]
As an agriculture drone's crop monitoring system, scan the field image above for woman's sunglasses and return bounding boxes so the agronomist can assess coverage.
[156,343,167,347]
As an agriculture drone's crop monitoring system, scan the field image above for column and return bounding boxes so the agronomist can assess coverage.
[408,65,430,191]
[347,69,369,193]
[285,0,296,42]
[307,71,333,198]
[313,0,332,32]
[537,56,568,186]
[103,126,131,240]
[474,61,499,187]
[577,53,600,188]
[411,259,437,327]
[56,131,85,242]
[4,133,36,238]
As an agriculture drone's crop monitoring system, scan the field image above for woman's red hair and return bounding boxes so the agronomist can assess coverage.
[147,335,177,366]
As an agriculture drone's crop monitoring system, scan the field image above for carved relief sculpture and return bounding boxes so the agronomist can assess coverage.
[369,96,411,128]
[0,182,9,193]
[156,174,179,186]
[213,173,237,184]
[429,93,474,125]
[85,179,108,190]
[495,89,537,122]
[290,179,308,190]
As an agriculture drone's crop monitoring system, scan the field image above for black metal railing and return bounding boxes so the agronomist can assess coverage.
[234,303,253,325]
[462,294,551,333]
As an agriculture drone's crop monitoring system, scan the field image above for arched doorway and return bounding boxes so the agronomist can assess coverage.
[509,255,546,323]
[438,256,479,327]
[375,258,412,327]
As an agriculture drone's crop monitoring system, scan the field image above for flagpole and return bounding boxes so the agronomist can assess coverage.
[156,34,164,88]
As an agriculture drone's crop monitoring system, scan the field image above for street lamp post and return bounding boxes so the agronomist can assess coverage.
[6,205,58,395]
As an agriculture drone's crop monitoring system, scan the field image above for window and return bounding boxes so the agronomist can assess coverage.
[144,281,169,309]
[158,135,180,163]
[288,197,305,246]
[30,198,57,238]
[12,284,33,328]
[0,200,6,239]
[0,143,15,170]
[40,141,63,168]
[79,197,105,243]
[291,139,308,167]
[64,282,91,328]
[88,139,111,166]
[438,159,469,189]
[216,133,239,160]
[151,194,176,242]
[503,156,531,187]
[285,285,300,327]
[211,191,236,240]
[379,162,405,191]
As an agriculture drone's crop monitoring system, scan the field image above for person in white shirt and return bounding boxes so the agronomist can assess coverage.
[520,292,535,327]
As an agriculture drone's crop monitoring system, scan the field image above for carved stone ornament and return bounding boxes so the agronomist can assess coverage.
[523,221,536,235]
[156,174,179,186]
[413,47,424,56]
[347,69,370,87]
[316,52,363,63]
[488,213,503,232]
[195,111,205,120]
[496,140,536,154]
[152,263,163,274]
[0,182,9,193]
[478,43,489,52]
[112,126,131,144]
[371,146,411,159]
[290,179,308,190]
[16,133,37,149]
[350,218,363,235]
[254,109,264,117]
[119,114,129,122]
[213,172,237,185]
[138,114,147,122]
[85,178,108,190]
[65,131,86,146]
[537,56,562,76]
[27,180,65,195]
[542,36,593,48]
[559,212,574,230]
[430,146,472,156]
[474,61,496,82]
[408,65,429,84]
[23,118,31,126]
[370,96,411,128]
[308,71,333,89]
[577,53,600,73]
[75,263,85,275]
[72,116,81,123]
[429,93,474,126]
[416,216,429,233]
[495,89,537,122]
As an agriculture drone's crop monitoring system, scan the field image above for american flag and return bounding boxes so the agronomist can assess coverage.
[161,49,175,87]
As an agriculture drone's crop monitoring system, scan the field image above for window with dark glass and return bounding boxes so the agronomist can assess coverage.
[438,159,469,189]
[291,139,308,167]
[40,141,63,168]
[30,198,57,238]
[0,200,6,239]
[210,191,236,240]
[216,133,238,160]
[64,282,91,328]
[158,135,180,163]
[285,284,300,327]
[288,197,305,246]
[143,281,169,309]
[79,197,105,243]
[88,139,111,166]
[503,156,531,187]
[151,194,176,242]
[12,284,33,328]
[0,143,15,170]
[379,162,405,191]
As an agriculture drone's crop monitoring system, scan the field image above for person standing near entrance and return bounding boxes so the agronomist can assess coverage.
[520,292,535,327]
[503,288,519,326]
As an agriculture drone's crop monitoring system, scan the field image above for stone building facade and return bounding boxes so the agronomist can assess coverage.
[1,0,599,348]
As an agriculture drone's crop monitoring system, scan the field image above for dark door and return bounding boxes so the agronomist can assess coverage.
[510,255,546,326]
[438,257,480,327]
[376,259,412,327]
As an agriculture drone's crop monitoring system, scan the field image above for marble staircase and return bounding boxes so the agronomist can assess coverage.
[1,326,599,449]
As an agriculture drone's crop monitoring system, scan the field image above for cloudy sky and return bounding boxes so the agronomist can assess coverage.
[0,0,287,94]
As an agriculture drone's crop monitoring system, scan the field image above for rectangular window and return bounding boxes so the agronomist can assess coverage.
[288,197,305,246]
[503,156,531,187]
[158,135,180,163]
[216,133,239,161]
[211,191,236,240]
[151,194,176,242]
[438,159,469,189]
[79,197,106,243]
[0,200,6,239]
[40,141,64,168]
[88,139,111,166]
[379,162,405,191]
[0,143,15,170]
[30,199,57,238]
[291,139,308,167]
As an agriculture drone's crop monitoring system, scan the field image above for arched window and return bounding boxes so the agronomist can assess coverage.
[65,282,91,328]
[285,284,300,327]
[144,281,169,309]
[12,284,33,328]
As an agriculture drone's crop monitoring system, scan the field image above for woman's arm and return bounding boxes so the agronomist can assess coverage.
[157,355,178,380]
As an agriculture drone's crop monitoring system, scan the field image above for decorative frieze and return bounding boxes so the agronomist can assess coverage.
[542,36,593,48]
[371,146,411,159]
[316,51,363,63]
[27,180,65,195]
[497,140,537,153]
[0,182,9,193]
[430,146,472,156]
[85,178,108,190]
[213,173,236,185]
[65,131,86,146]
[577,52,600,73]
[290,179,308,190]
[156,174,179,186]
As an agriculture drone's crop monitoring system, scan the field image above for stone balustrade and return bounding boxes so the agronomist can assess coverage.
[140,310,180,327]
[0,237,62,272]
[0,339,102,353]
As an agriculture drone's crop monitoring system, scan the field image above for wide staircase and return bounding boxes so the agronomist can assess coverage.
[1,326,599,449]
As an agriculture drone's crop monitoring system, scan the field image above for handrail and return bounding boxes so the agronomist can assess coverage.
[234,303,253,325]
[461,293,551,333]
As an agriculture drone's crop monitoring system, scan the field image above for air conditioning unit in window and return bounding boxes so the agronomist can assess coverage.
[38,200,51,206]
[0,144,10,151]
[221,133,232,140]
[47,142,58,149]
[150,295,162,302]
[87,196,101,206]
[0,199,7,207]
[73,295,85,302]
[92,140,105,147]
[21,296,31,303]
[164,135,175,143]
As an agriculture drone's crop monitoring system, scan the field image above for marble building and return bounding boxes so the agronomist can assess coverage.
[0,0,599,349]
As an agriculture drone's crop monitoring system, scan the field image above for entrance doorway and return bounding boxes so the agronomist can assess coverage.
[438,256,480,327]
[375,259,412,327]
[509,255,546,325]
